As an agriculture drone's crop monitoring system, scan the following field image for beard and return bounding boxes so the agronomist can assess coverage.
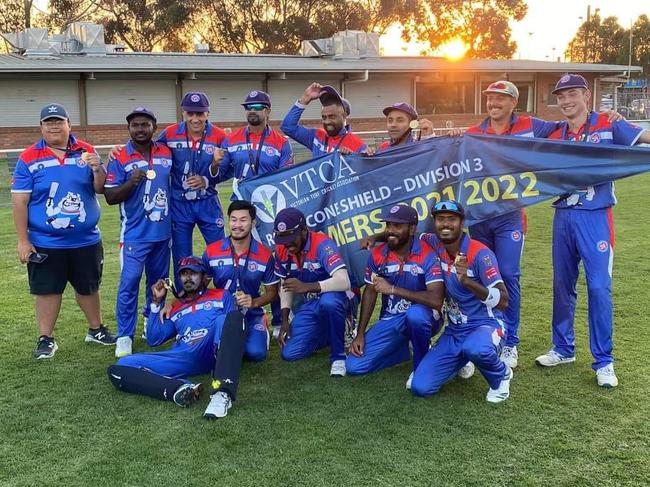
[247,113,262,126]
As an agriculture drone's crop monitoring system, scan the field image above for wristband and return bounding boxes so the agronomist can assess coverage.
[481,287,501,309]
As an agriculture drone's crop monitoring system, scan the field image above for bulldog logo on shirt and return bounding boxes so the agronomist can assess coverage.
[46,191,86,229]
[143,188,169,222]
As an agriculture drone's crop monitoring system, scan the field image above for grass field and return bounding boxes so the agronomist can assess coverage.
[1,175,650,487]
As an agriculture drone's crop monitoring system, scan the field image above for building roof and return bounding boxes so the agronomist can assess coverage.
[0,52,641,75]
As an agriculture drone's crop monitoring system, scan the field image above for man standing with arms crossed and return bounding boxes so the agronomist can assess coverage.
[105,107,173,357]
[535,74,650,387]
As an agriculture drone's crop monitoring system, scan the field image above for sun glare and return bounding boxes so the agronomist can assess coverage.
[438,39,468,60]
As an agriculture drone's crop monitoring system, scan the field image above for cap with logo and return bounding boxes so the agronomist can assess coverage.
[381,204,419,225]
[274,207,307,245]
[552,74,588,94]
[242,90,271,108]
[482,81,519,99]
[177,256,208,273]
[382,102,418,120]
[40,103,69,122]
[319,85,351,116]
[126,106,157,123]
[431,200,465,218]
[181,91,210,112]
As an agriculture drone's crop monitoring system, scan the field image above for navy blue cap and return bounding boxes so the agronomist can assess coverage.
[177,256,208,273]
[552,74,588,95]
[242,90,271,108]
[382,102,418,120]
[381,204,419,225]
[40,103,69,122]
[431,200,465,218]
[274,207,307,245]
[126,106,157,123]
[181,91,210,112]
[319,85,351,116]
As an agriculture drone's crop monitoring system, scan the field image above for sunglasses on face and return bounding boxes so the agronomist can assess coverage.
[245,104,267,111]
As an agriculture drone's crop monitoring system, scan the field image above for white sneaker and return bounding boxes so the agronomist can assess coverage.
[501,346,519,368]
[458,361,475,379]
[486,367,513,403]
[596,363,618,388]
[406,372,414,390]
[203,391,232,418]
[535,349,575,367]
[330,360,346,377]
[115,336,132,358]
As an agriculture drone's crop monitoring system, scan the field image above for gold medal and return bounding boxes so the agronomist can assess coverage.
[146,169,156,180]
[409,120,420,130]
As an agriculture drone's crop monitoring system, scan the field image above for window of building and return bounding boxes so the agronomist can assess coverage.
[547,84,558,106]
[416,81,475,115]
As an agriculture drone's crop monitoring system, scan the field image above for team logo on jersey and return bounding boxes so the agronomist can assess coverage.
[483,254,493,266]
[180,327,208,345]
[307,262,315,272]
[76,158,87,168]
[410,265,420,276]
[265,146,275,156]
[390,205,401,213]
[216,217,224,227]
[130,163,139,171]
[254,322,266,331]
[324,245,334,255]
[144,188,168,222]
[251,184,286,224]
[37,163,45,171]
[46,191,86,229]
[590,133,601,143]
[161,158,170,167]
[511,230,522,242]
[205,145,215,154]
[277,222,287,231]
[190,94,200,102]
[176,142,183,149]
[203,301,213,310]
[248,262,258,272]
[597,240,609,252]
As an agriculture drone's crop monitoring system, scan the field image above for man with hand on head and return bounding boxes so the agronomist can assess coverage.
[12,103,115,359]
[273,208,352,376]
[107,256,234,409]
[535,74,650,388]
[347,204,444,389]
[281,82,368,156]
[410,201,512,403]
[104,107,173,358]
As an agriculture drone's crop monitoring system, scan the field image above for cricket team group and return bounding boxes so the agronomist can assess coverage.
[12,73,650,419]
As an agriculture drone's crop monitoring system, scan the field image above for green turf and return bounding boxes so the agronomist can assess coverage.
[1,176,649,487]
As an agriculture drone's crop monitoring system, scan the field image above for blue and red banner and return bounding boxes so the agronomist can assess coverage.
[238,134,650,284]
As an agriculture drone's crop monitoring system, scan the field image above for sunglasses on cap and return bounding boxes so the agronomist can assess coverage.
[431,200,464,215]
[177,256,204,268]
[244,104,267,111]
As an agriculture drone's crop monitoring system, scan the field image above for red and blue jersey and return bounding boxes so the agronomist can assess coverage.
[548,112,644,210]
[157,121,227,201]
[219,126,293,182]
[146,288,234,352]
[466,113,558,138]
[11,135,102,249]
[274,231,346,283]
[434,234,505,330]
[377,133,418,152]
[365,238,442,318]
[280,103,368,157]
[105,140,173,243]
[202,237,279,319]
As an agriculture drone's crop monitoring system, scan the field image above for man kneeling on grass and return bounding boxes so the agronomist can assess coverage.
[410,201,513,403]
[108,256,237,409]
